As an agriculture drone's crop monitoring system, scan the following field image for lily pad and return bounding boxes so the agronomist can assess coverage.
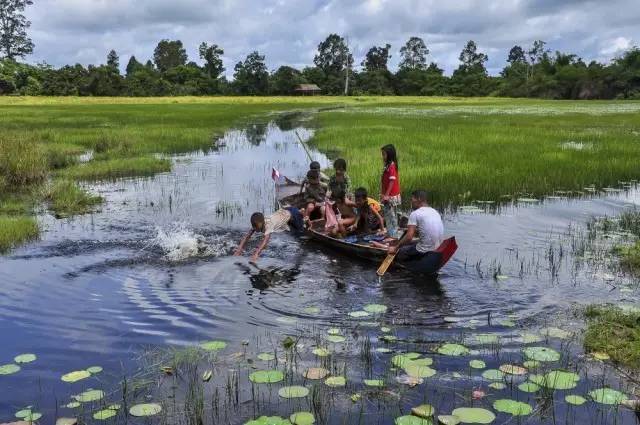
[451,407,495,424]
[349,311,370,318]
[14,354,36,364]
[499,364,527,375]
[396,374,423,386]
[0,364,20,375]
[364,304,388,314]
[327,328,341,335]
[381,326,392,333]
[523,346,560,362]
[411,404,434,418]
[395,416,433,425]
[520,333,544,344]
[481,369,504,381]
[249,370,284,384]
[541,327,571,339]
[404,363,437,378]
[304,367,329,380]
[290,411,315,425]
[437,344,470,356]
[15,409,42,422]
[473,334,499,345]
[493,399,532,416]
[325,376,346,387]
[437,415,461,425]
[129,403,162,417]
[327,335,346,343]
[392,353,424,367]
[65,401,81,408]
[565,394,587,405]
[589,388,626,405]
[376,347,392,353]
[381,334,398,342]
[86,366,103,374]
[61,370,91,383]
[518,382,540,393]
[74,389,104,403]
[93,409,117,420]
[245,416,289,425]
[469,360,486,369]
[257,352,275,361]
[489,382,507,390]
[56,418,78,425]
[530,370,579,390]
[364,379,385,387]
[200,340,227,351]
[303,306,320,314]
[278,385,309,398]
[312,347,331,357]
[590,352,610,361]
[523,360,540,369]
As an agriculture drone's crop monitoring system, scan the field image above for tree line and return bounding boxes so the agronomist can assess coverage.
[0,1,639,98]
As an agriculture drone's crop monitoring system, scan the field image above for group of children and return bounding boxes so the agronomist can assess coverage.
[235,144,404,262]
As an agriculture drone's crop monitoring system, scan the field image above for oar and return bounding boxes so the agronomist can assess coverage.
[377,252,397,277]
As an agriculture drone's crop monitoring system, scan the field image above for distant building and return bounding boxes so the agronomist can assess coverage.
[294,84,322,96]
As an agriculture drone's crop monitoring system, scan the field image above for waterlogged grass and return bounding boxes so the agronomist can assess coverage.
[0,215,39,253]
[584,305,640,369]
[312,105,640,208]
[59,156,171,180]
[45,180,103,217]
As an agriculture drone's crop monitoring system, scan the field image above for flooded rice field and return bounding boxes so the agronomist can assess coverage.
[1,114,639,424]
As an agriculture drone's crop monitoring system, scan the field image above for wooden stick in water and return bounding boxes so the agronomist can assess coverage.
[377,253,397,276]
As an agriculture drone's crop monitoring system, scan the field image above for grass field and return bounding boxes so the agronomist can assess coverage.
[1,96,640,252]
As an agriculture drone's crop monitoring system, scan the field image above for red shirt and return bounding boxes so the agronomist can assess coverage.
[381,162,400,197]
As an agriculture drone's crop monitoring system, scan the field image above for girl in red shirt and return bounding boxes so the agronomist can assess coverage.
[381,144,401,238]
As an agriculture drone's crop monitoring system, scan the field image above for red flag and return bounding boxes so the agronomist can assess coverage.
[271,167,280,182]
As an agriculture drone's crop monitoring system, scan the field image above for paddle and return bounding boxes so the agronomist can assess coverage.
[377,230,407,277]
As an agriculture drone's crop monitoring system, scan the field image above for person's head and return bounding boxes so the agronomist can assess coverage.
[331,189,346,203]
[354,187,368,208]
[307,169,320,185]
[309,161,321,171]
[334,158,347,176]
[381,144,398,169]
[410,189,428,210]
[250,212,265,232]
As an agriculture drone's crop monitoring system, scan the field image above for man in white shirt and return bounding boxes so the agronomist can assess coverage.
[388,190,444,266]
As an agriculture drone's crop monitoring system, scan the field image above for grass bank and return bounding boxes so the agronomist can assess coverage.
[584,305,640,370]
[0,215,39,253]
[45,180,103,217]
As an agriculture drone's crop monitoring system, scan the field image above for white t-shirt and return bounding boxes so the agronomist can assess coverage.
[408,206,444,253]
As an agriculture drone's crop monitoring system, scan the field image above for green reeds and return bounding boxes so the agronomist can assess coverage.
[584,305,640,369]
[0,215,39,253]
[59,156,171,180]
[45,179,103,217]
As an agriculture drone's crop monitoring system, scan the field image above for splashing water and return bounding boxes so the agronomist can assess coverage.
[154,225,231,261]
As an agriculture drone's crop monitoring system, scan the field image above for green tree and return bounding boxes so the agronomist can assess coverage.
[362,44,391,72]
[450,41,491,96]
[199,42,224,78]
[507,45,527,65]
[0,0,34,59]
[125,56,143,76]
[85,65,124,96]
[269,66,304,95]
[233,51,269,95]
[107,50,119,72]
[313,34,352,94]
[399,37,429,70]
[153,39,188,72]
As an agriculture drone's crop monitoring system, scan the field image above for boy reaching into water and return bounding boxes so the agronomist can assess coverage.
[234,207,304,262]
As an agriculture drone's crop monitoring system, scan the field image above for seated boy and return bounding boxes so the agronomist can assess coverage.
[328,158,352,198]
[326,189,356,237]
[349,187,386,235]
[300,161,329,193]
[302,169,327,222]
[234,207,304,262]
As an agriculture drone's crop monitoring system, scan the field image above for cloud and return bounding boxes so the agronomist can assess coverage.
[23,0,640,76]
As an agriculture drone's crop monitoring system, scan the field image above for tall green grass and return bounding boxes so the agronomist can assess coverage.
[59,156,171,180]
[46,180,103,217]
[584,305,640,369]
[0,215,39,253]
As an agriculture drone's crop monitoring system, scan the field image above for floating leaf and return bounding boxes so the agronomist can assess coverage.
[245,416,288,425]
[411,404,434,418]
[493,399,532,416]
[349,311,370,318]
[469,360,486,369]
[364,304,388,314]
[489,382,507,390]
[202,370,213,382]
[451,407,495,424]
[327,328,341,335]
[394,416,432,425]
[61,370,90,383]
[93,409,117,420]
[0,364,20,375]
[249,370,284,384]
[15,409,42,422]
[482,369,504,381]
[303,306,320,314]
[396,374,423,387]
[276,316,297,324]
[376,347,392,353]
[74,389,104,403]
[530,370,579,390]
[523,346,560,362]
[381,334,398,342]
[380,326,391,333]
[56,417,78,425]
[499,364,527,375]
[65,401,81,408]
[257,353,275,361]
[520,333,543,344]
[200,340,227,351]
[473,334,499,345]
[325,376,346,387]
[499,319,516,327]
[391,353,423,367]
[589,388,626,405]
[404,363,436,378]
[437,344,470,356]
[86,366,103,374]
[14,354,36,364]
[304,367,329,380]
[541,327,571,339]
[364,379,385,387]
[565,395,587,405]
[290,411,315,425]
[278,386,309,398]
[129,403,162,417]
[523,360,540,369]
[437,415,461,425]
[312,347,331,357]
[351,393,361,402]
[590,352,610,361]
[327,335,346,343]
[518,382,540,393]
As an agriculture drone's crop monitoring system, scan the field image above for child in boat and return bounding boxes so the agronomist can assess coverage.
[349,187,386,235]
[328,158,352,198]
[234,207,305,262]
[381,144,401,238]
[327,189,356,237]
[300,161,329,192]
[302,169,327,222]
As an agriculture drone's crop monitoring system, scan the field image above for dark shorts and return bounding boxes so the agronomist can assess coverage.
[285,207,305,236]
[397,244,443,275]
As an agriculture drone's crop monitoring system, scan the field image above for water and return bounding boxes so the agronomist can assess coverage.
[1,114,639,424]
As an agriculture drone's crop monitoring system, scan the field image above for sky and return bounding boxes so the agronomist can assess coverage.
[25,0,639,77]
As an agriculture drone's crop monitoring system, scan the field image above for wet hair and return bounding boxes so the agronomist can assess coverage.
[354,187,368,201]
[381,144,398,170]
[310,161,321,170]
[331,189,346,202]
[334,158,347,171]
[411,189,428,203]
[250,212,265,229]
[307,169,320,180]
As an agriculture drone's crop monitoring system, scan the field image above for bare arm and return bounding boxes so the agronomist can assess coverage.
[373,208,386,233]
[389,225,416,254]
[234,229,254,256]
[250,234,271,262]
